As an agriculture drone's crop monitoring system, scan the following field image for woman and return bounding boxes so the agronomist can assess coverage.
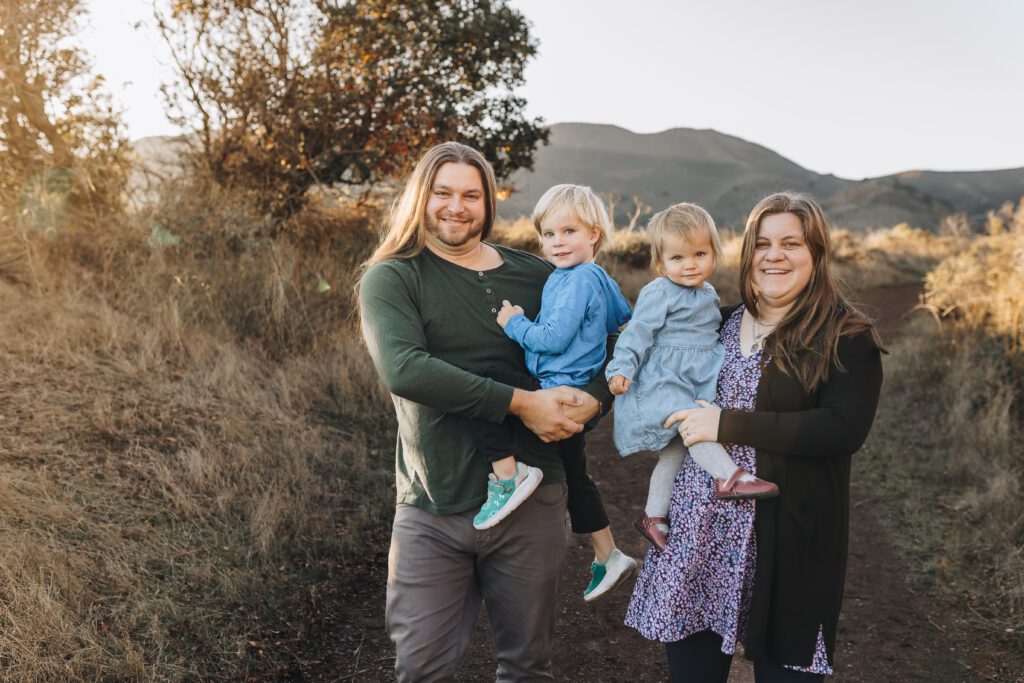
[625,192,884,682]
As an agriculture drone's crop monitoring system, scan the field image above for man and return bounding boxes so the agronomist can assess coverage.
[359,141,612,681]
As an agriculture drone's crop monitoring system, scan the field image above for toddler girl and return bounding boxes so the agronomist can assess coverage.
[605,203,778,551]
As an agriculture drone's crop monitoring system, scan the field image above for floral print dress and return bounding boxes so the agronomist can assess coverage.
[624,306,832,675]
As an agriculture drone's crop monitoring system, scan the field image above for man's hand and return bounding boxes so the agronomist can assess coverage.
[550,386,600,425]
[509,388,584,442]
[496,299,524,328]
[608,374,631,396]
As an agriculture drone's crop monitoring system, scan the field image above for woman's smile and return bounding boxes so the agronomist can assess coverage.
[752,212,813,312]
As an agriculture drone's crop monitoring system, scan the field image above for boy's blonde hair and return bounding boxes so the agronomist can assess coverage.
[531,184,613,254]
[648,202,722,275]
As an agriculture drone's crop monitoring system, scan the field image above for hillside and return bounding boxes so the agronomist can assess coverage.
[502,123,1024,231]
[130,125,1024,232]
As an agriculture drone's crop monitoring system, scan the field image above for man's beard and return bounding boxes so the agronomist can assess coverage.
[425,213,484,248]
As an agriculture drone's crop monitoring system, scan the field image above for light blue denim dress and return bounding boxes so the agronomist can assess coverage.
[605,277,725,456]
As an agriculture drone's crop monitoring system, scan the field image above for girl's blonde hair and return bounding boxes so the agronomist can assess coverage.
[648,203,722,275]
[363,141,497,269]
[739,191,883,391]
[532,184,613,254]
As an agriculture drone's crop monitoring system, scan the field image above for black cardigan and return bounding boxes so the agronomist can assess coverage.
[716,305,883,667]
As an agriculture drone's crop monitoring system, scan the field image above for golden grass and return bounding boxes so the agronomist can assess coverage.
[0,190,395,678]
[859,230,1024,641]
[924,232,1024,352]
[860,316,1024,637]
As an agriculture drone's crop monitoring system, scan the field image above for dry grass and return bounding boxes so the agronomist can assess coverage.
[0,187,394,678]
[923,232,1024,352]
[859,231,1024,643]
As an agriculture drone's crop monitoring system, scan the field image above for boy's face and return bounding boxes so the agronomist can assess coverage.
[660,232,715,288]
[538,209,600,269]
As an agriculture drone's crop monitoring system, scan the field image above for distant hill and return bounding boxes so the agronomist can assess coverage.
[129,125,1024,232]
[502,123,1024,231]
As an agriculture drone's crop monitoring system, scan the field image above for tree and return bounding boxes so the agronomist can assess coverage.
[157,0,548,223]
[0,0,127,227]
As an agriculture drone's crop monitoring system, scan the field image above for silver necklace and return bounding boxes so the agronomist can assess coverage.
[750,316,777,354]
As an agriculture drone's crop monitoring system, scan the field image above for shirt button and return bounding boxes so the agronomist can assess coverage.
[491,308,497,313]
[486,288,492,293]
[478,272,484,277]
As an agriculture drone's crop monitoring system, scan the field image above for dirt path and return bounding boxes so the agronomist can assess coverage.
[326,283,1018,682]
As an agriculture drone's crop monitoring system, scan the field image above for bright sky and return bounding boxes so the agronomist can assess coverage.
[83,0,1024,180]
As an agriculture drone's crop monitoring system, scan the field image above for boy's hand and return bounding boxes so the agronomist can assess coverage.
[609,374,631,395]
[496,300,524,328]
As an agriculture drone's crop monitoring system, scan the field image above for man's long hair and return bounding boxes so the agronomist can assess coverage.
[739,191,883,391]
[362,142,498,269]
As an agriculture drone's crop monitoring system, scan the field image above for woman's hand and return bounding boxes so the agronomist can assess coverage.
[608,374,631,395]
[663,400,721,447]
[496,300,524,328]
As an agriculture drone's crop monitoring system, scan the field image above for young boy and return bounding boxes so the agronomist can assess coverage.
[471,184,636,601]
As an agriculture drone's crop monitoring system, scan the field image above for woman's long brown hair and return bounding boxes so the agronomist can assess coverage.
[740,192,884,392]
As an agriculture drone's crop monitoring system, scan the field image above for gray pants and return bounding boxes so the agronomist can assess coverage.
[386,483,568,682]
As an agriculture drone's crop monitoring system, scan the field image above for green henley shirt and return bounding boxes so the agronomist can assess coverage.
[359,244,614,515]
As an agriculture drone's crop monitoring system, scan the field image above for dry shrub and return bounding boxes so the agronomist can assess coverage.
[924,233,1024,352]
[491,216,540,254]
[600,229,651,270]
[834,223,965,290]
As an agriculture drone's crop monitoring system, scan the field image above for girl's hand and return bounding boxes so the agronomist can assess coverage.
[496,300,524,328]
[663,400,721,447]
[609,374,631,395]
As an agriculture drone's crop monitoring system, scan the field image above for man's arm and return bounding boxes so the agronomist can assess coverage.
[360,262,512,421]
[360,262,585,437]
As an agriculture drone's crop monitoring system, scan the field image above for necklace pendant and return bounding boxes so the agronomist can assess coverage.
[750,341,760,354]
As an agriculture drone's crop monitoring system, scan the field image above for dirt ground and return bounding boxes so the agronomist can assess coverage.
[322,284,1023,682]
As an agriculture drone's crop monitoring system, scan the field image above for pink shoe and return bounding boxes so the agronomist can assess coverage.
[715,468,779,500]
[633,513,669,550]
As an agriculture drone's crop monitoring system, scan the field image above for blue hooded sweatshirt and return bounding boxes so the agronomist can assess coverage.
[503,261,632,389]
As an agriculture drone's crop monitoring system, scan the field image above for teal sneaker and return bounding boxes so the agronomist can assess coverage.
[583,548,638,602]
[472,462,543,530]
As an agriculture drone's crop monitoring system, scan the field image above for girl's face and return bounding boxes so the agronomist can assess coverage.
[538,209,600,269]
[660,232,715,288]
[751,212,814,311]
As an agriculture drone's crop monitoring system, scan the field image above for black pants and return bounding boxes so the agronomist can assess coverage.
[468,370,609,534]
[665,630,826,683]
